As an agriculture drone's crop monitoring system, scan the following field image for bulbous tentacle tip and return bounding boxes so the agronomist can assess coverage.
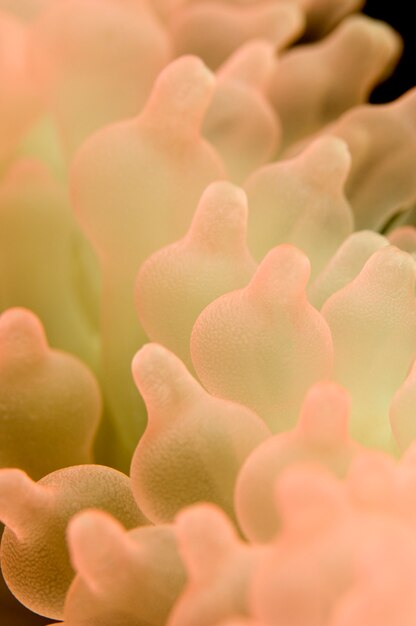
[0,468,51,535]
[0,307,48,363]
[187,181,249,254]
[141,55,215,134]
[132,343,199,418]
[338,14,403,59]
[248,244,311,303]
[135,179,255,367]
[67,509,129,591]
[321,243,416,450]
[297,135,351,189]
[68,507,125,557]
[0,305,103,478]
[297,381,351,445]
[191,239,332,430]
[218,39,276,89]
[308,229,389,309]
[174,503,239,579]
[65,514,186,625]
[367,245,416,292]
[132,342,170,372]
[175,502,237,539]
[1,465,144,619]
[322,245,416,321]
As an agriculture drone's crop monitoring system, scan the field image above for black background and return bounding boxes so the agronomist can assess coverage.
[363,0,415,102]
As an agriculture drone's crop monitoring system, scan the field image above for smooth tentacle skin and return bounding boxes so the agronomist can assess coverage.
[130,343,270,523]
[0,465,146,620]
[191,245,334,430]
[268,15,402,151]
[331,88,416,230]
[135,181,256,367]
[1,0,416,625]
[203,41,280,182]
[62,510,186,626]
[35,0,171,156]
[322,246,416,451]
[235,382,359,542]
[308,230,389,309]
[250,466,355,626]
[244,136,354,274]
[167,504,263,626]
[0,308,101,479]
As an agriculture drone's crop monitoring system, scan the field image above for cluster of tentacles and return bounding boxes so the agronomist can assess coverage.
[1,0,416,624]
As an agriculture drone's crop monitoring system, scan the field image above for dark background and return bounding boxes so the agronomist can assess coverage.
[363,0,415,102]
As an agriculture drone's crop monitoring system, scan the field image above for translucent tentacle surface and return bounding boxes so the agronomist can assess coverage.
[62,510,186,626]
[203,41,280,183]
[249,462,416,626]
[331,88,416,230]
[0,465,145,619]
[130,343,270,523]
[135,181,256,367]
[250,465,353,626]
[268,16,402,151]
[245,136,353,275]
[168,504,263,626]
[322,246,416,450]
[36,0,171,155]
[308,230,389,309]
[0,1,415,623]
[235,382,358,542]
[191,245,333,430]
